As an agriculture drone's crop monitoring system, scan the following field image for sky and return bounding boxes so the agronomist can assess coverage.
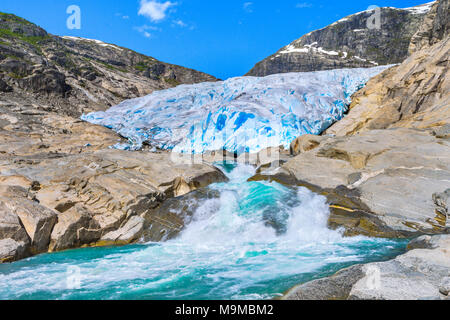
[0,0,432,79]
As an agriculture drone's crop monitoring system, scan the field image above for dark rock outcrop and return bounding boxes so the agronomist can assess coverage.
[247,3,433,76]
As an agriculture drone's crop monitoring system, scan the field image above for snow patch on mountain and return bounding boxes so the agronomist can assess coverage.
[61,36,123,51]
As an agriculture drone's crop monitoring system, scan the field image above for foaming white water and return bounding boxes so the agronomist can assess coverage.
[0,164,406,300]
[284,187,344,243]
[178,163,346,248]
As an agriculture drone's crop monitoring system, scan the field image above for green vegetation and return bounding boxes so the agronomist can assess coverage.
[134,62,148,72]
[0,12,50,52]
[82,56,127,73]
[134,59,159,72]
[97,60,127,73]
[0,28,50,47]
[7,71,26,79]
[0,12,35,26]
[164,77,181,86]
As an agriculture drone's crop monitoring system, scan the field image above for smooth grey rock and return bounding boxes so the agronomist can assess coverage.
[432,124,450,139]
[440,277,450,295]
[0,193,30,244]
[284,265,365,300]
[285,235,450,300]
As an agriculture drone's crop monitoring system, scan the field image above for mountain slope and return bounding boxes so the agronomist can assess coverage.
[0,12,217,116]
[326,0,449,136]
[246,2,434,76]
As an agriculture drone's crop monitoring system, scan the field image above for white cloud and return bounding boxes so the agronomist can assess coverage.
[243,2,253,13]
[296,2,313,8]
[135,25,161,32]
[134,24,161,38]
[138,0,177,22]
[115,13,130,19]
[173,19,187,27]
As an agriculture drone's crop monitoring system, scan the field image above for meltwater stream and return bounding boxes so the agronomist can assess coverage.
[0,163,407,300]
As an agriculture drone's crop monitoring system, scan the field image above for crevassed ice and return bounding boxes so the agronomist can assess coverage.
[81,66,391,154]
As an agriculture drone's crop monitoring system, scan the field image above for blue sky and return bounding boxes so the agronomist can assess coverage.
[0,0,431,79]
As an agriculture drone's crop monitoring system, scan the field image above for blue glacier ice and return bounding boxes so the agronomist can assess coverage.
[81,66,391,154]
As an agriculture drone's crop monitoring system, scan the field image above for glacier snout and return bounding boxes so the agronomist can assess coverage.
[81,66,391,154]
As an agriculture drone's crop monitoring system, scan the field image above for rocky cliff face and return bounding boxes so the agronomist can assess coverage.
[256,0,449,243]
[277,0,449,300]
[409,0,449,52]
[326,0,449,136]
[247,2,433,76]
[0,13,217,117]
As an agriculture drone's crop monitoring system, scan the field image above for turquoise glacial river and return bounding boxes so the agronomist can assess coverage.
[0,163,407,300]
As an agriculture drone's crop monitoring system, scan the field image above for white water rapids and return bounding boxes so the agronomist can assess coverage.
[0,163,406,300]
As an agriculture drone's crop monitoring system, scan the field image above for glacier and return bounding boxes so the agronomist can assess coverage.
[81,66,391,154]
